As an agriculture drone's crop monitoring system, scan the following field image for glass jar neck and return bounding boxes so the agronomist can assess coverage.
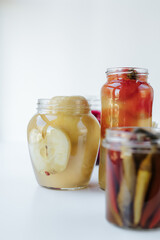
[103,127,160,153]
[37,97,90,115]
[106,67,148,83]
[86,95,101,111]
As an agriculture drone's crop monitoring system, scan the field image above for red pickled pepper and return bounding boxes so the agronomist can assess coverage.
[140,156,160,227]
[141,189,160,227]
[107,153,119,214]
[107,155,123,226]
[149,207,160,229]
[109,149,121,184]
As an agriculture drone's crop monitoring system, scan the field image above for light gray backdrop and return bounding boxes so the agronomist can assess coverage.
[1,0,160,142]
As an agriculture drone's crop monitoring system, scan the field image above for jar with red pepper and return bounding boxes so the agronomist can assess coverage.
[103,127,160,229]
[99,67,154,189]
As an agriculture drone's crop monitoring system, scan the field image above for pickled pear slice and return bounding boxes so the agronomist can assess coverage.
[46,127,71,172]
[29,128,71,174]
[29,128,43,144]
[29,129,46,172]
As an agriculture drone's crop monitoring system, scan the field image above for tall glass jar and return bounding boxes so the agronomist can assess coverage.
[99,67,154,189]
[27,96,100,190]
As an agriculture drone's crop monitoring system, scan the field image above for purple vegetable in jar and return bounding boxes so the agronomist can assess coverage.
[91,110,101,165]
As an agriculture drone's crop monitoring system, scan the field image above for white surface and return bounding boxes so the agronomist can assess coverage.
[0,143,160,240]
[1,0,160,142]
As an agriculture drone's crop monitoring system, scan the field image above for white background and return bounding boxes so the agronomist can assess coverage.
[1,144,160,240]
[1,2,160,239]
[1,0,160,142]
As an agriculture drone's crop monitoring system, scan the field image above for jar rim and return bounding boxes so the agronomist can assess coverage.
[102,127,160,151]
[106,67,148,76]
[37,96,91,114]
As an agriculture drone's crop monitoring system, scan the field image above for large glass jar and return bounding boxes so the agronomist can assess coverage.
[27,96,100,190]
[99,68,154,189]
[103,127,160,229]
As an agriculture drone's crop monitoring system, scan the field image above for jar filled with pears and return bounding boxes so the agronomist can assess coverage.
[27,96,100,190]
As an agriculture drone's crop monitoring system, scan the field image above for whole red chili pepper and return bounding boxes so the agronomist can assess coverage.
[107,152,123,226]
[109,149,121,184]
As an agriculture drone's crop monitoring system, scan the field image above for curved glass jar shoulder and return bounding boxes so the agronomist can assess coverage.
[27,98,100,190]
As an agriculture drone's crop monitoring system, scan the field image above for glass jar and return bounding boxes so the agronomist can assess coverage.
[87,95,101,123]
[87,96,101,165]
[103,127,160,229]
[27,96,100,190]
[99,67,154,189]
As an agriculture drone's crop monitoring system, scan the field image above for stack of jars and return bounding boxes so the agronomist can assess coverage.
[27,67,160,229]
